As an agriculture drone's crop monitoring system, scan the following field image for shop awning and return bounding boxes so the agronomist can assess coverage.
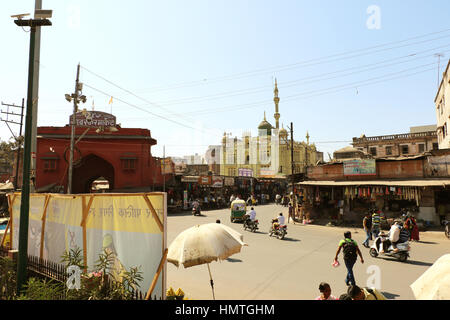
[297,180,450,187]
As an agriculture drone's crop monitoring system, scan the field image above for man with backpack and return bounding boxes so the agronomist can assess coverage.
[362,211,372,248]
[334,231,364,286]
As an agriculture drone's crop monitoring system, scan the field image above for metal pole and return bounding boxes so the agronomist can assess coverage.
[67,63,80,194]
[17,25,37,294]
[30,0,43,193]
[14,99,25,190]
[163,145,166,193]
[290,122,297,219]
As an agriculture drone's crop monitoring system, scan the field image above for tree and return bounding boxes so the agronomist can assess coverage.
[0,137,23,182]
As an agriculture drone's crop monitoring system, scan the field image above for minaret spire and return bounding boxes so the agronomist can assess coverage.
[273,78,280,129]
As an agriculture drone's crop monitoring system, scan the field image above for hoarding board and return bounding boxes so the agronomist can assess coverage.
[9,193,166,299]
[343,159,376,176]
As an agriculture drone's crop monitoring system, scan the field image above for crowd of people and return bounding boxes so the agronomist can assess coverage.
[314,282,387,300]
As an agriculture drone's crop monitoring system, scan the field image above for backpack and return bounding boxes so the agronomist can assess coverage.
[399,227,410,242]
[342,239,357,261]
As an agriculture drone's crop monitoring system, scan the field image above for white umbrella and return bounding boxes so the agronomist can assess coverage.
[410,254,450,300]
[167,223,247,299]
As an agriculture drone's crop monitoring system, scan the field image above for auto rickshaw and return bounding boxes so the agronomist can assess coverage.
[230,199,247,223]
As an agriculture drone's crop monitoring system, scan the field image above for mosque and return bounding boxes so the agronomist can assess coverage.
[219,80,320,178]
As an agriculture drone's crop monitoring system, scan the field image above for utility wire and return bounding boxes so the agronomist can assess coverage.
[134,28,450,93]
[178,62,438,116]
[82,82,224,138]
[156,47,450,107]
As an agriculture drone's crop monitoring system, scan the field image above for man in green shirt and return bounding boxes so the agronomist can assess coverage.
[334,231,364,286]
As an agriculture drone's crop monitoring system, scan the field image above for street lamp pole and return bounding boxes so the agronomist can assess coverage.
[67,64,81,194]
[13,16,51,294]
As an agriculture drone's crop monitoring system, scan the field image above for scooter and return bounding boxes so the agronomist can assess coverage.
[243,218,259,232]
[369,233,410,262]
[269,220,287,240]
[192,206,201,216]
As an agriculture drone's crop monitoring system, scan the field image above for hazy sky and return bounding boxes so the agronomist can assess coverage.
[1,1,449,160]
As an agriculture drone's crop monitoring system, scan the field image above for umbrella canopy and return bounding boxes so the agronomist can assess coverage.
[410,254,450,300]
[168,223,247,268]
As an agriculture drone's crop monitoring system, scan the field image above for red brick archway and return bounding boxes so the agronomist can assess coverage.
[72,154,115,193]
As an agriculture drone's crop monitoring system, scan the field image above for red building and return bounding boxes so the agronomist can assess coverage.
[35,111,165,193]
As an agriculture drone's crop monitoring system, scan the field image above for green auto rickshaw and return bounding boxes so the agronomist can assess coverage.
[230,199,247,223]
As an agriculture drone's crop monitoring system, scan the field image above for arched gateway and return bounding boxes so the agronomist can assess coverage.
[72,154,114,194]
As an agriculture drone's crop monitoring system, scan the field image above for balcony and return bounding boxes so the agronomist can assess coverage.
[353,131,437,144]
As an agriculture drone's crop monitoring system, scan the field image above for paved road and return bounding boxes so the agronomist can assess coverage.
[166,204,449,300]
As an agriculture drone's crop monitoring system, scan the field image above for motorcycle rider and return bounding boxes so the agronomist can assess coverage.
[192,199,201,214]
[272,212,285,230]
[380,220,403,253]
[244,207,256,223]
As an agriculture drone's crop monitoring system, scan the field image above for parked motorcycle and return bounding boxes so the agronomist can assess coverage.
[269,220,287,240]
[369,233,410,262]
[243,218,259,232]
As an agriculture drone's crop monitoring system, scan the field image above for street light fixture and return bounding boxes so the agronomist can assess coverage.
[12,10,51,294]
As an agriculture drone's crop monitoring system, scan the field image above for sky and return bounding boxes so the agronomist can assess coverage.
[1,0,449,160]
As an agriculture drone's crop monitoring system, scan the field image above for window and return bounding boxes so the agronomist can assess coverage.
[418,144,425,153]
[43,159,57,171]
[121,158,136,170]
[369,147,377,156]
[433,142,439,150]
[401,145,409,154]
[385,146,392,155]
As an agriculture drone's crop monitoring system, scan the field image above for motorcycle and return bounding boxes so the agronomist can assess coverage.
[192,206,201,216]
[269,219,287,240]
[243,218,259,232]
[369,233,410,262]
[443,220,450,239]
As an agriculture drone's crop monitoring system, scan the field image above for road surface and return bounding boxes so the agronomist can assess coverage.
[166,204,449,300]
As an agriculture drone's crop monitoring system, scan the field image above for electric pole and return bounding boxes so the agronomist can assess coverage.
[163,145,166,193]
[435,53,444,89]
[1,99,25,189]
[287,122,296,214]
[13,12,52,294]
[65,63,86,194]
[30,0,43,193]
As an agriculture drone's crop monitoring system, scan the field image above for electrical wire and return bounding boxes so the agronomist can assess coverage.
[82,82,224,139]
[133,28,450,93]
[155,47,450,107]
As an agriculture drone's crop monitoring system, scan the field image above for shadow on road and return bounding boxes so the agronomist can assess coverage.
[405,260,434,267]
[226,258,243,263]
[415,241,439,245]
[382,291,400,300]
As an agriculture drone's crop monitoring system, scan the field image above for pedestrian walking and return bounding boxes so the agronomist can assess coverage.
[315,282,337,300]
[371,209,384,239]
[362,211,372,248]
[288,203,296,224]
[334,231,364,287]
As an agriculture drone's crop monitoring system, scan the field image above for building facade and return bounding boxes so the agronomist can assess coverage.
[35,111,165,193]
[219,80,318,178]
[352,125,438,158]
[435,59,450,149]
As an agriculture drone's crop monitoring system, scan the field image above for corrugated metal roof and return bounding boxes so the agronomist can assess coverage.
[297,179,450,187]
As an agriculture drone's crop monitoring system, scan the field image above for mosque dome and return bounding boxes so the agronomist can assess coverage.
[258,112,273,136]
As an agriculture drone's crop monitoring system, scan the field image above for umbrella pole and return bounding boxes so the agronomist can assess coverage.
[207,263,215,300]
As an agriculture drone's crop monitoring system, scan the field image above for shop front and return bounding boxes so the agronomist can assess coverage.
[298,179,450,225]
